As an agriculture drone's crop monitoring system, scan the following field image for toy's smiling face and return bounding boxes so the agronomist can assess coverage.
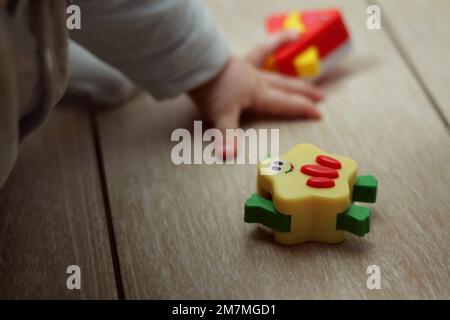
[261,158,294,175]
[257,144,358,227]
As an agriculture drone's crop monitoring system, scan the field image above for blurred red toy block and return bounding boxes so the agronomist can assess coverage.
[265,9,351,80]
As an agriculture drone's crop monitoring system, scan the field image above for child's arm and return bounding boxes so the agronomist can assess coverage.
[71,0,229,99]
[71,0,323,156]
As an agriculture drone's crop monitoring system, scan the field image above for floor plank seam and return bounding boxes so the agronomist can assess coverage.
[369,0,450,133]
[89,109,126,300]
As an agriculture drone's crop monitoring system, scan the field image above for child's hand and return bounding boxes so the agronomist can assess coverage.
[189,31,324,158]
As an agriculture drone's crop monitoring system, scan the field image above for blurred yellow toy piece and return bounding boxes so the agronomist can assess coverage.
[293,46,321,78]
[283,11,305,32]
[244,144,378,245]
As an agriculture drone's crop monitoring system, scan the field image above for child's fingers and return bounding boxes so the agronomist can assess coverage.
[253,87,321,119]
[246,30,299,67]
[263,72,324,101]
[212,105,241,134]
[211,106,241,159]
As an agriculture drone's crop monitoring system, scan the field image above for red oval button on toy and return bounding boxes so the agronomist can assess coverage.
[306,177,335,188]
[301,164,339,178]
[316,155,342,169]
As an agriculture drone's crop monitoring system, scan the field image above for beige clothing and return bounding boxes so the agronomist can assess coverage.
[0,0,68,187]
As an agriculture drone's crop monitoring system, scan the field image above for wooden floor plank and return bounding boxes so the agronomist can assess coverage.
[376,0,450,126]
[97,0,450,299]
[0,104,118,299]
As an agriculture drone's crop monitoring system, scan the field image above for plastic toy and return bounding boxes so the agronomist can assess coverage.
[264,9,350,79]
[244,144,377,245]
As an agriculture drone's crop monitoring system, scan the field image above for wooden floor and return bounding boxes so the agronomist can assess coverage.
[1,0,449,299]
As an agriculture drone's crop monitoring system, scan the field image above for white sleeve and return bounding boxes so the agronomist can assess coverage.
[70,0,230,99]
